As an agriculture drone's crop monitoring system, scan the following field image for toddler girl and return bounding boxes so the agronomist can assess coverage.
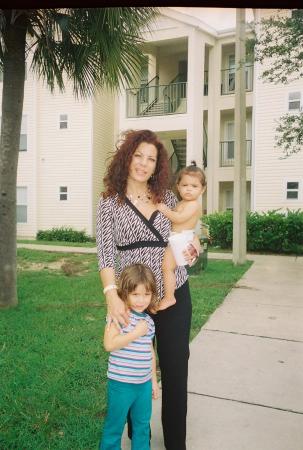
[100,263,159,450]
[157,161,206,310]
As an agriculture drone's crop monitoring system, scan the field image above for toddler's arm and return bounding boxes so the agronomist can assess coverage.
[103,319,148,352]
[158,201,200,225]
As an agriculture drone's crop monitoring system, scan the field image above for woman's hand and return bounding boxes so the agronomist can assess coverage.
[106,289,129,328]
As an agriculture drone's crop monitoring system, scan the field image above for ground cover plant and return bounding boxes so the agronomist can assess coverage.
[0,249,252,449]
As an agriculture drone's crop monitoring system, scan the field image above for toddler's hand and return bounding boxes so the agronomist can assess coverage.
[152,380,160,400]
[157,203,168,214]
[134,320,148,337]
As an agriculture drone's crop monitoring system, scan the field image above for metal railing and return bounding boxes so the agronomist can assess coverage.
[221,65,253,95]
[126,81,187,118]
[126,75,159,117]
[220,140,252,167]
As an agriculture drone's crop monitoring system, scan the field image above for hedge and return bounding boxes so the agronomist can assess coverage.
[36,227,91,243]
[203,209,303,254]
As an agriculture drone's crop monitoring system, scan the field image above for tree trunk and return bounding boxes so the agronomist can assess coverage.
[0,12,27,308]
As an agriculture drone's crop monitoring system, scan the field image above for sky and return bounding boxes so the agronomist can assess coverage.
[169,7,255,31]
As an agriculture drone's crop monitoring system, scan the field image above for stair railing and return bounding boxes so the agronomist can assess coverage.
[126,75,159,117]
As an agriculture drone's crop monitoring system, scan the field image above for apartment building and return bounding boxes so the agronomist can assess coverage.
[3,8,302,237]
[1,68,116,238]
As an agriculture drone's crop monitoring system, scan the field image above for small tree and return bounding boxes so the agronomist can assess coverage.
[0,8,159,308]
[253,9,303,157]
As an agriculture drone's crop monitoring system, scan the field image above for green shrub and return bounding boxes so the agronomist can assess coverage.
[204,209,303,254]
[36,227,91,243]
[203,211,233,248]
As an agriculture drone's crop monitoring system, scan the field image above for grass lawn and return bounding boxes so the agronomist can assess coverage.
[0,249,252,450]
[17,239,96,248]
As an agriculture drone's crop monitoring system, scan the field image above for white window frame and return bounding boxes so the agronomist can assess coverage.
[59,186,68,201]
[17,186,28,223]
[287,91,302,113]
[284,179,301,201]
[59,114,68,129]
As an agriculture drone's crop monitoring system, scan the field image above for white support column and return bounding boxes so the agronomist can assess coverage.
[187,29,205,168]
[207,42,222,213]
[148,49,158,81]
[233,8,247,265]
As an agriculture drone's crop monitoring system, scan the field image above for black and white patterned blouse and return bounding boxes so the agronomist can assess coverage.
[96,190,188,299]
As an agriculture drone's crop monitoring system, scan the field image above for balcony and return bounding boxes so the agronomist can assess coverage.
[221,65,253,95]
[220,140,252,167]
[126,80,187,118]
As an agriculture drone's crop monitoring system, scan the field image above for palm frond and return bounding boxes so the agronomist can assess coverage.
[27,7,159,98]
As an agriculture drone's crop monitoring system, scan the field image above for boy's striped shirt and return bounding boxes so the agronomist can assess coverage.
[107,310,155,384]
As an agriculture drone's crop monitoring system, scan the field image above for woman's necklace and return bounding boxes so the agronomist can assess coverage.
[127,189,152,206]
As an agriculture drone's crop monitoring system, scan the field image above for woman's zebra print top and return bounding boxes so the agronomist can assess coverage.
[96,190,188,300]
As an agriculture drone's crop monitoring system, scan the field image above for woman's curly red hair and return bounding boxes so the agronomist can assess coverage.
[102,129,171,203]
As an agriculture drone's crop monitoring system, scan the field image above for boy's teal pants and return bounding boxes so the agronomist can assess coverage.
[100,379,152,450]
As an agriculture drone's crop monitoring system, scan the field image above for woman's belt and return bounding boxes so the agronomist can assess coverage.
[117,240,168,251]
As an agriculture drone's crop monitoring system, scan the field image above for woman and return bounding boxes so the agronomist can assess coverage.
[96,129,197,450]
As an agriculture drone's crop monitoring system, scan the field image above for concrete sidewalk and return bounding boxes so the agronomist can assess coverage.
[123,254,303,450]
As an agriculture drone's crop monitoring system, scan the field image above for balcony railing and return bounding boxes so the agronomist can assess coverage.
[126,82,187,118]
[221,65,253,95]
[220,140,252,167]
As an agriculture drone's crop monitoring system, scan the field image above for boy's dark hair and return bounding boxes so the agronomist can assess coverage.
[117,263,158,313]
[175,160,206,188]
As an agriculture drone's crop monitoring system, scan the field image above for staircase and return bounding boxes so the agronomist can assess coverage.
[171,139,187,170]
[142,101,169,116]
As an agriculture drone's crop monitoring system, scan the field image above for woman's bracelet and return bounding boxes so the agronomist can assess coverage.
[103,284,117,295]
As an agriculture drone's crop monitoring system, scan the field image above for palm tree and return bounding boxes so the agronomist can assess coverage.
[0,8,159,308]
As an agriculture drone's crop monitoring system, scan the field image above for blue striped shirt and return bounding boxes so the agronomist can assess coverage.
[107,310,155,384]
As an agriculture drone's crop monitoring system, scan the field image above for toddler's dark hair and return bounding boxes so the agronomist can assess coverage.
[117,263,158,313]
[175,160,206,187]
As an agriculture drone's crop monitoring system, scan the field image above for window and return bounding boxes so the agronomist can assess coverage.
[226,122,235,159]
[59,114,68,129]
[288,92,301,112]
[60,186,68,201]
[286,181,299,199]
[225,190,233,211]
[17,187,27,223]
[20,115,27,151]
[228,55,235,92]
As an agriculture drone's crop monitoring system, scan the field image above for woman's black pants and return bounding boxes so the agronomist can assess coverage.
[128,280,192,450]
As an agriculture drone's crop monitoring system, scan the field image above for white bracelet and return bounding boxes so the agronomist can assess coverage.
[103,284,117,295]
